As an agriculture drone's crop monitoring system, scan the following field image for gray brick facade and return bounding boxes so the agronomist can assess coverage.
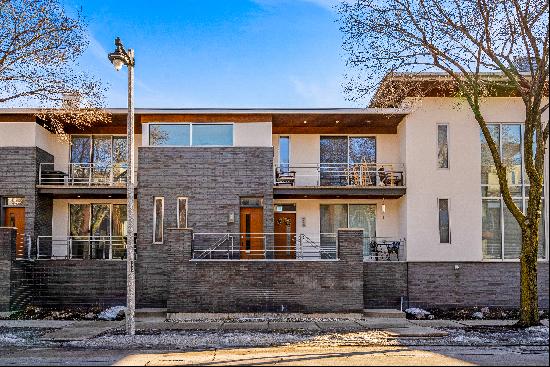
[0,147,53,243]
[136,147,274,308]
[407,262,549,309]
[164,228,364,313]
[364,262,408,309]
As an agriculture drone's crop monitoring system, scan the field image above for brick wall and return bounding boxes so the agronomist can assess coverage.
[165,228,364,313]
[0,228,16,311]
[136,147,274,308]
[0,147,53,244]
[408,262,550,309]
[363,262,408,309]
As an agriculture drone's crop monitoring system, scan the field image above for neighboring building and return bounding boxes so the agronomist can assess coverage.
[0,75,548,313]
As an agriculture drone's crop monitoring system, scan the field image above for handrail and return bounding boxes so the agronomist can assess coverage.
[36,235,127,260]
[38,162,128,186]
[274,162,406,187]
[192,232,338,260]
[363,236,406,262]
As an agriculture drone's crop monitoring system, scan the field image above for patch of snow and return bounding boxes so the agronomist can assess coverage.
[98,306,126,321]
[405,308,431,319]
[480,307,490,314]
[472,312,484,319]
[0,333,26,346]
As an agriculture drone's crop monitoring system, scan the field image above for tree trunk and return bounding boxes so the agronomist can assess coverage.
[518,225,540,327]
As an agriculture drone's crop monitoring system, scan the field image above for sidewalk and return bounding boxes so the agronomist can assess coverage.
[2,317,540,343]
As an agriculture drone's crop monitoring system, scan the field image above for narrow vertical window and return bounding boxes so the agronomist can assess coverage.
[438,199,450,243]
[153,197,164,244]
[279,136,290,173]
[177,197,188,228]
[437,124,449,169]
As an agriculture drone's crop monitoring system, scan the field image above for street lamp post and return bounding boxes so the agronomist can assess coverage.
[108,37,136,336]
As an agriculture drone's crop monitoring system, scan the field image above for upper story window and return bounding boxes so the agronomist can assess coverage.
[148,123,233,147]
[437,124,449,169]
[70,135,127,165]
[481,123,546,260]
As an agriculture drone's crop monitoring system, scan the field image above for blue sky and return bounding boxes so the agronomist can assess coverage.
[66,0,357,108]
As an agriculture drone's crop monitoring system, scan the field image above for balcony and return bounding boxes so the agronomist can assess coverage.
[37,163,128,198]
[36,236,127,260]
[273,163,406,199]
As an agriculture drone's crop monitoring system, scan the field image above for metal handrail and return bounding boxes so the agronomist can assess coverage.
[192,232,338,260]
[36,235,127,260]
[273,162,406,187]
[38,162,128,186]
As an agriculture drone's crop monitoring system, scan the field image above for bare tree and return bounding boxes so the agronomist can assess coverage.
[0,0,110,135]
[339,0,549,326]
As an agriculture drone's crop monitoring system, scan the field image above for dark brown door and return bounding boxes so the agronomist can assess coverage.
[4,207,25,258]
[274,213,296,259]
[240,207,264,259]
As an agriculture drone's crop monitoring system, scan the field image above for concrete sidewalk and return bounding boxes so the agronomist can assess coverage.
[2,317,544,343]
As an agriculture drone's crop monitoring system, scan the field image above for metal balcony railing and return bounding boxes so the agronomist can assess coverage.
[191,232,338,260]
[39,163,128,186]
[36,236,127,260]
[363,237,406,261]
[274,163,405,187]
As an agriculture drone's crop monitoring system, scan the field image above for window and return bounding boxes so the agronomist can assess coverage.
[437,124,449,169]
[438,199,450,243]
[274,204,296,212]
[240,197,263,207]
[149,124,190,146]
[279,136,290,173]
[177,197,188,228]
[153,197,164,244]
[320,136,376,186]
[481,123,546,259]
[192,124,233,146]
[3,197,25,207]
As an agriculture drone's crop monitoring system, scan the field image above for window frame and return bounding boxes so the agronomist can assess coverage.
[279,135,290,171]
[437,198,451,244]
[147,122,234,147]
[177,197,188,229]
[153,197,164,244]
[436,123,450,170]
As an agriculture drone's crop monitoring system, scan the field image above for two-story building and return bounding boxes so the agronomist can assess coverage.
[0,74,548,314]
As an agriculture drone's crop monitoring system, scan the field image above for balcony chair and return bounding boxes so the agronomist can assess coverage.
[275,167,296,186]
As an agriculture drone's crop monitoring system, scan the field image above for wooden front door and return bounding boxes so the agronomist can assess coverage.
[4,207,25,258]
[274,213,296,259]
[240,207,264,259]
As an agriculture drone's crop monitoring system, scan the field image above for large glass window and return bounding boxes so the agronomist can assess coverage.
[149,124,190,146]
[437,124,449,169]
[320,136,376,186]
[481,123,546,259]
[192,124,233,146]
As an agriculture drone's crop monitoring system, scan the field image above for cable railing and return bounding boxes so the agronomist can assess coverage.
[363,236,406,262]
[274,162,405,187]
[38,162,128,186]
[191,232,338,260]
[36,236,127,260]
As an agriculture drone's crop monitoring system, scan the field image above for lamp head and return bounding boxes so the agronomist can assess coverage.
[108,37,131,70]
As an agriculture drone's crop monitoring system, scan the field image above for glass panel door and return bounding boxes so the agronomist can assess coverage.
[92,136,112,184]
[349,204,376,256]
[69,204,91,259]
[112,137,127,184]
[320,204,348,258]
[320,137,347,186]
[349,137,376,186]
[111,204,127,259]
[279,136,290,173]
[91,204,111,259]
[70,136,92,184]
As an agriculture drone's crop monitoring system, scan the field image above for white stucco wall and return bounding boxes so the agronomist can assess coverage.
[403,97,549,262]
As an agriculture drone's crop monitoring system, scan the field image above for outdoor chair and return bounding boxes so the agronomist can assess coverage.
[275,167,296,186]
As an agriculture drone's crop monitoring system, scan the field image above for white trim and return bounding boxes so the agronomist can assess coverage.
[177,197,188,229]
[437,197,451,244]
[153,197,164,244]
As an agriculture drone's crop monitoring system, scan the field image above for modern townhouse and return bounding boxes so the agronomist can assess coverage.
[0,74,548,315]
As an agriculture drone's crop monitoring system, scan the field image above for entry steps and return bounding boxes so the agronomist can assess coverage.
[136,308,167,321]
[363,309,406,318]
